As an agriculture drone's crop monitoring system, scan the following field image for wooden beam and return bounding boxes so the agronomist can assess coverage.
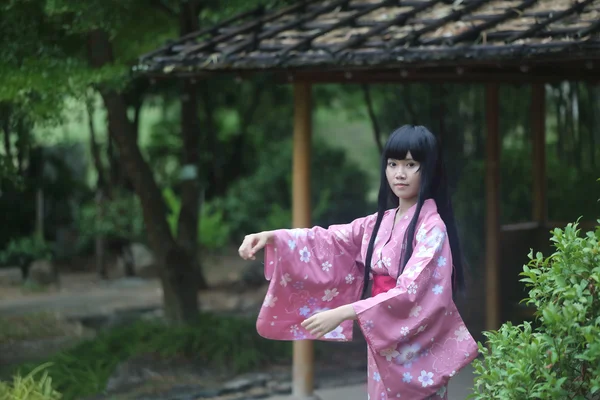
[292,81,315,399]
[485,83,501,331]
[531,83,547,223]
[282,68,600,84]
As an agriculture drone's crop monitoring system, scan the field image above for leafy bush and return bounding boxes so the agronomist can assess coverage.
[11,313,291,400]
[75,191,145,251]
[0,363,61,400]
[471,220,600,399]
[0,236,54,280]
[222,137,371,239]
[163,188,232,250]
[0,236,53,267]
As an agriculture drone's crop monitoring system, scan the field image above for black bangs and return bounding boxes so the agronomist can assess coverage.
[383,125,428,162]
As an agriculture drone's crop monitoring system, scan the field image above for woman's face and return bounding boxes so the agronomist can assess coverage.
[386,151,421,202]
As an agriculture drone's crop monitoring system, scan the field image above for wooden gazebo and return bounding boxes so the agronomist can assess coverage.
[139,0,600,397]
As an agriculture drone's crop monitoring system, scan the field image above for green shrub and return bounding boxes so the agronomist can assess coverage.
[75,191,145,252]
[163,188,232,251]
[0,363,62,400]
[221,137,371,240]
[12,313,291,400]
[471,220,600,399]
[0,236,53,279]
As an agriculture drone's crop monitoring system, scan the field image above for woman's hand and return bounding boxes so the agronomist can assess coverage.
[238,231,274,260]
[301,305,357,338]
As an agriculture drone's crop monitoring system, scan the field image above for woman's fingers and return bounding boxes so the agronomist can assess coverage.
[302,317,321,335]
[239,232,271,260]
[238,235,256,260]
[250,237,267,257]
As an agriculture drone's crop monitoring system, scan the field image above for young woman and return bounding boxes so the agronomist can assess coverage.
[238,125,478,399]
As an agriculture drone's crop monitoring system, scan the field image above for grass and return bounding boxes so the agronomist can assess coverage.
[0,312,79,343]
[0,363,62,400]
[7,312,293,400]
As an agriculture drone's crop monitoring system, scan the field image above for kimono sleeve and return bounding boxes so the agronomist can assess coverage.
[351,215,452,352]
[256,214,375,342]
[263,215,374,282]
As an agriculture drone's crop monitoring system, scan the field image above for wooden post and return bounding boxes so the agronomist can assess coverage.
[35,189,44,241]
[292,81,316,399]
[485,83,501,331]
[531,84,546,223]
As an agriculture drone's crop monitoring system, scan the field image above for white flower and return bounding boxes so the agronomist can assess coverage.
[288,240,296,250]
[322,261,332,272]
[432,285,443,295]
[382,257,392,267]
[455,326,470,342]
[450,370,456,377]
[437,256,447,268]
[373,372,381,382]
[400,326,409,337]
[416,224,427,242]
[409,305,422,317]
[280,273,292,287]
[345,274,355,284]
[405,261,423,278]
[324,325,346,340]
[425,227,446,251]
[322,288,339,302]
[402,372,412,383]
[397,343,421,365]
[379,347,400,361]
[407,283,418,295]
[299,246,311,263]
[415,245,435,258]
[290,324,300,334]
[418,370,434,387]
[263,294,277,307]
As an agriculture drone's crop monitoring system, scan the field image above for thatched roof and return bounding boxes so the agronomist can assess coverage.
[138,0,600,78]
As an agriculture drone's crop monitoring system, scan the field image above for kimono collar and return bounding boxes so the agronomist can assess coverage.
[395,198,436,221]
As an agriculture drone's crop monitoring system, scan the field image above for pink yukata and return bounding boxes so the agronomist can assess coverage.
[256,199,478,399]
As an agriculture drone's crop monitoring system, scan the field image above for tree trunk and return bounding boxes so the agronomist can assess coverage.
[86,95,111,194]
[88,29,199,324]
[15,116,26,174]
[178,79,207,289]
[589,85,597,167]
[95,190,108,279]
[1,104,11,159]
[177,0,208,290]
[361,84,383,154]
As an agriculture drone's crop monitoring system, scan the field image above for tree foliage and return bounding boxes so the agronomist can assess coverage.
[471,218,600,399]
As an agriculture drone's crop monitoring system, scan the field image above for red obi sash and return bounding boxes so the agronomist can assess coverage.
[371,274,397,297]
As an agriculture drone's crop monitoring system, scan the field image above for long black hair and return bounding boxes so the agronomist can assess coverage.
[361,125,466,299]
